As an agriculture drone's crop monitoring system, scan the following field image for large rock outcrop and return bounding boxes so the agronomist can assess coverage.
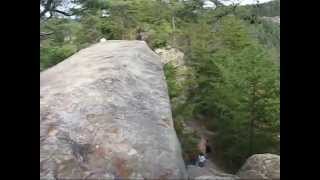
[187,165,238,180]
[236,153,280,179]
[40,40,187,179]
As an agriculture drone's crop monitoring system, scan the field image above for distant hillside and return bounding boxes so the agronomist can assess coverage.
[231,0,279,62]
[257,0,280,17]
[246,0,280,17]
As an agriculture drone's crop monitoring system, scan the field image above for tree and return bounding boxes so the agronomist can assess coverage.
[209,16,279,171]
[172,15,279,171]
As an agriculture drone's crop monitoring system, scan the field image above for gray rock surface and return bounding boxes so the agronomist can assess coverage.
[236,153,280,179]
[261,16,280,24]
[187,165,238,180]
[155,47,185,66]
[40,40,187,179]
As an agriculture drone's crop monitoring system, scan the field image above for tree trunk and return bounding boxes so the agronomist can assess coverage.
[249,113,254,155]
[172,15,176,47]
[249,81,257,156]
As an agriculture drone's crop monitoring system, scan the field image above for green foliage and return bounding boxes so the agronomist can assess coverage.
[148,21,172,48]
[174,116,201,162]
[164,63,182,99]
[189,16,279,171]
[212,42,279,171]
[170,14,279,171]
[40,44,77,71]
[254,0,280,17]
[164,60,200,163]
[250,19,280,49]
[40,18,83,70]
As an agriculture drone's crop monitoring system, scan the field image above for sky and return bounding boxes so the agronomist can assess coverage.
[203,0,274,9]
[41,0,276,17]
[218,0,274,6]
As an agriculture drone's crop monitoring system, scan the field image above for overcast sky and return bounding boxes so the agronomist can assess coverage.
[218,0,274,5]
[41,0,276,17]
[203,0,274,9]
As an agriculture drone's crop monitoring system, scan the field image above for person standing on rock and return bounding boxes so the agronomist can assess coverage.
[198,153,206,167]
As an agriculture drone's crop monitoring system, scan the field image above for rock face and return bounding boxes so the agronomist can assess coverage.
[155,47,185,67]
[155,47,196,113]
[236,153,280,179]
[40,40,187,179]
[155,47,191,88]
[187,165,238,180]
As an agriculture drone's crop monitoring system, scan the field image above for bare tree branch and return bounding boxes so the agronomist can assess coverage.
[40,0,74,18]
[40,32,54,36]
[40,0,54,18]
[40,31,54,41]
[52,9,73,16]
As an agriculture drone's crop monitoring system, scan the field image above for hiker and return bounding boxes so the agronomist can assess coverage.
[206,139,212,154]
[185,154,197,166]
[190,154,197,165]
[198,153,206,167]
[100,38,106,42]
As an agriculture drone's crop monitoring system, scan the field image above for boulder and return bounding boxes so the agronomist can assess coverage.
[236,153,280,179]
[40,40,187,179]
[187,165,238,180]
[194,175,235,180]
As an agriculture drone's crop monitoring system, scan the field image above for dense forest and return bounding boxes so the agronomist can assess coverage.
[41,0,279,173]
